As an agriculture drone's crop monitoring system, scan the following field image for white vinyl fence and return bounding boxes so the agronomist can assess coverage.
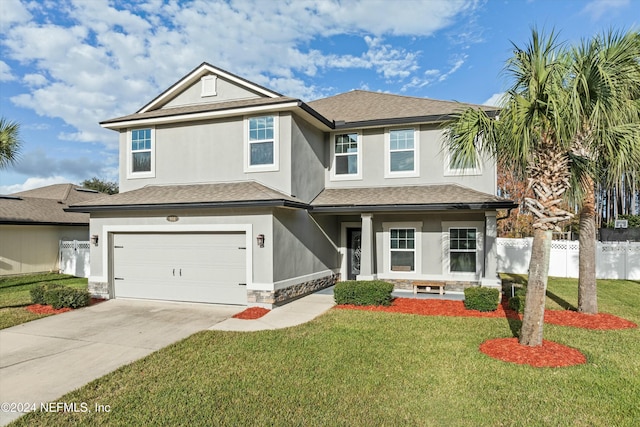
[497,238,640,280]
[59,240,90,278]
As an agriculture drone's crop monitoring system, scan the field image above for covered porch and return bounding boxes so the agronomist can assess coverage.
[310,184,518,292]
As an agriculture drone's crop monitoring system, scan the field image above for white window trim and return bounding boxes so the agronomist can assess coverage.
[441,221,484,278]
[384,127,420,178]
[244,114,280,173]
[126,127,156,179]
[200,75,217,97]
[382,222,422,275]
[444,147,482,176]
[330,131,362,181]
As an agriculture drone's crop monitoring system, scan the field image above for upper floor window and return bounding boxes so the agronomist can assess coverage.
[331,132,362,180]
[128,128,155,178]
[449,227,477,273]
[386,128,419,177]
[445,148,481,176]
[245,115,279,172]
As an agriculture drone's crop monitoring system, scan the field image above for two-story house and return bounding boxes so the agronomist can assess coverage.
[70,63,515,307]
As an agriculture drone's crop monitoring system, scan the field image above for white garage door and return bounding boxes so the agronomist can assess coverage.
[113,233,247,305]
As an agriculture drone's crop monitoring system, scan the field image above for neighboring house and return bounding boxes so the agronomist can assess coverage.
[0,184,103,276]
[69,63,516,307]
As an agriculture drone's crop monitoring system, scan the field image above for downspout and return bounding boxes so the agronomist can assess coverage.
[496,207,514,221]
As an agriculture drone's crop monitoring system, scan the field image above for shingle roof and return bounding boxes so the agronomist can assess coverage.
[311,184,514,211]
[101,96,299,125]
[1,184,104,225]
[69,181,304,211]
[307,90,497,125]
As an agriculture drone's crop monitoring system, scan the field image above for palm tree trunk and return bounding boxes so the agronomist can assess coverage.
[578,177,598,314]
[519,228,552,346]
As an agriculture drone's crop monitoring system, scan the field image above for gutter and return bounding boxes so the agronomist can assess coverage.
[310,201,519,213]
[65,199,310,213]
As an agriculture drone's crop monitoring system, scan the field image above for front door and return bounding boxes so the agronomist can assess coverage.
[346,228,362,280]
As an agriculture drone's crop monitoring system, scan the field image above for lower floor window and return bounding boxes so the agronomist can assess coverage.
[390,228,415,271]
[450,228,477,272]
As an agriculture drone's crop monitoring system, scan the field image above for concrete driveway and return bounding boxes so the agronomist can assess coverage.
[0,299,242,426]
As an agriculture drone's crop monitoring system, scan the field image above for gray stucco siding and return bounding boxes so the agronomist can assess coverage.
[119,114,294,196]
[325,125,497,195]
[272,209,339,285]
[163,75,262,109]
[291,115,326,203]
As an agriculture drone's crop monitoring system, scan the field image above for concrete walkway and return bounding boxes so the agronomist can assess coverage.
[211,286,336,331]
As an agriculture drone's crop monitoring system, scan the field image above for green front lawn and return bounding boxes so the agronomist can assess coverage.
[0,273,88,329]
[11,277,640,426]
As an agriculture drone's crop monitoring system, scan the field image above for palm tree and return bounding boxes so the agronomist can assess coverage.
[0,118,23,169]
[567,30,640,314]
[444,30,575,346]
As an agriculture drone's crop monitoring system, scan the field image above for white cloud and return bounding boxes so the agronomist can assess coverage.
[0,176,71,195]
[1,0,478,150]
[0,0,31,30]
[0,60,15,81]
[483,92,506,107]
[23,73,47,87]
[582,0,629,20]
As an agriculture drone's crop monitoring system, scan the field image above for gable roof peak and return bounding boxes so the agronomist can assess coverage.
[137,62,284,114]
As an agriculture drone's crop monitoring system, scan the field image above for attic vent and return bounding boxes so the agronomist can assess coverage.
[201,75,217,97]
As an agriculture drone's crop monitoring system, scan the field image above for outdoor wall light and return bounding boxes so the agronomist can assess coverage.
[256,234,265,248]
[90,234,99,246]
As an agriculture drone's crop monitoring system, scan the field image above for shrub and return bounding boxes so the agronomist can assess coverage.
[43,287,90,309]
[334,280,394,306]
[509,289,527,313]
[30,283,65,305]
[463,287,500,312]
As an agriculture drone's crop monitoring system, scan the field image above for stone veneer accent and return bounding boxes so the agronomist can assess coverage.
[247,274,338,306]
[384,279,479,293]
[88,281,110,299]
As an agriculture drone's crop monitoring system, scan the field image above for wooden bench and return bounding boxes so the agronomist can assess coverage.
[413,281,445,296]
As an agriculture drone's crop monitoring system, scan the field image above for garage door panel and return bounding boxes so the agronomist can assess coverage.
[113,233,247,305]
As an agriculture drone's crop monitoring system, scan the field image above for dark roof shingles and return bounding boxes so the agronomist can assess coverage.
[311,184,509,207]
[307,90,496,124]
[1,184,104,224]
[72,182,300,208]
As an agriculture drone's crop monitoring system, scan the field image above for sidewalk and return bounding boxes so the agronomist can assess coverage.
[210,286,336,331]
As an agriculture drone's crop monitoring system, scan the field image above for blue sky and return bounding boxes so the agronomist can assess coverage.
[1,0,639,193]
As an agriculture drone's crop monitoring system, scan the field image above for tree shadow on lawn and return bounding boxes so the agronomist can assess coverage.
[546,290,577,311]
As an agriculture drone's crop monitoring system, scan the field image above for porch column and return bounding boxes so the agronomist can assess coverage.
[482,211,501,287]
[357,213,376,281]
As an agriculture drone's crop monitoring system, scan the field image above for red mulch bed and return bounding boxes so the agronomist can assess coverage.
[232,307,271,320]
[545,310,637,330]
[479,338,587,367]
[25,304,72,315]
[336,298,520,319]
[25,298,107,315]
[336,297,637,367]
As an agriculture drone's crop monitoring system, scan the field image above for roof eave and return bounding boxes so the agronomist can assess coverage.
[310,201,518,213]
[0,220,89,226]
[333,109,499,130]
[66,199,310,213]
